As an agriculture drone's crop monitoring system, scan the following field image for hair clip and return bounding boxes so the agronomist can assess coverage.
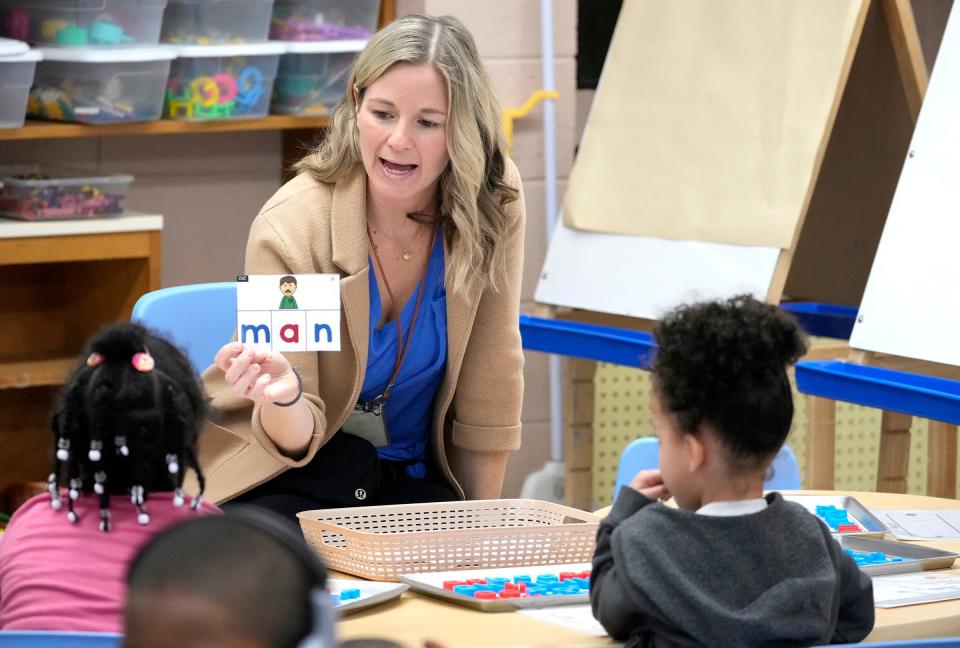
[68,478,81,501]
[56,437,70,461]
[88,439,103,462]
[86,352,104,367]
[131,350,155,373]
[66,481,79,523]
[93,471,106,495]
[166,453,180,475]
[47,472,63,510]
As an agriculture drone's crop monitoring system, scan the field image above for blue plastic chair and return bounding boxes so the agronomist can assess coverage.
[612,438,802,501]
[0,631,122,647]
[131,282,236,374]
[822,640,960,647]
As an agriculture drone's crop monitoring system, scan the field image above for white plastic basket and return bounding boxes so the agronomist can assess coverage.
[298,499,601,581]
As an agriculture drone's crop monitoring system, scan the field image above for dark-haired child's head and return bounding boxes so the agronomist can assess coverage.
[650,295,808,510]
[124,510,329,648]
[47,322,207,531]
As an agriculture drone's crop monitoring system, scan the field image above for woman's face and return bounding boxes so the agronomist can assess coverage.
[356,63,450,210]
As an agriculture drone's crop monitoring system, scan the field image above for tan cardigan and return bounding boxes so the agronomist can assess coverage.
[193,160,526,504]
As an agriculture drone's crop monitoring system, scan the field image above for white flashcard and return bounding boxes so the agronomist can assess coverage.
[236,274,341,352]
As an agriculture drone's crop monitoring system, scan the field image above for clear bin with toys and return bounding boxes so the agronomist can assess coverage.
[29,46,173,123]
[0,38,40,128]
[165,42,283,120]
[270,0,380,41]
[0,0,167,47]
[0,165,133,221]
[271,40,358,116]
[161,0,274,44]
[298,499,601,582]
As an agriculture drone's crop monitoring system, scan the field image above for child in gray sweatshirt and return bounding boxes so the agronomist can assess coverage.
[590,296,874,647]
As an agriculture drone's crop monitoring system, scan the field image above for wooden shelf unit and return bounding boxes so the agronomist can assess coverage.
[0,0,395,143]
[0,115,332,141]
[0,214,162,500]
[0,1,397,511]
[0,355,76,390]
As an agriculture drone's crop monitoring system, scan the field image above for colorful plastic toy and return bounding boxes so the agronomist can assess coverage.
[843,548,909,567]
[270,16,372,41]
[815,505,865,533]
[442,570,592,600]
[0,172,127,221]
[165,65,267,120]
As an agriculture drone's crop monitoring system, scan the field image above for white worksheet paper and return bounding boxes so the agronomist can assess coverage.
[873,572,960,608]
[872,509,960,540]
[519,604,609,637]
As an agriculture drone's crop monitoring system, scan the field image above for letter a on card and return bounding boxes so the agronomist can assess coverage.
[272,310,307,352]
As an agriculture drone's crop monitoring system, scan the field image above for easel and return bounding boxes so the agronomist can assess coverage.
[533,0,936,511]
[803,0,960,500]
[803,353,960,498]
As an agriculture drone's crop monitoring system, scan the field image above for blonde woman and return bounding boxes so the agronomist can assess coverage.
[201,14,525,517]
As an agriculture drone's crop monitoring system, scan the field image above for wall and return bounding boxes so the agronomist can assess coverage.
[0,1,578,499]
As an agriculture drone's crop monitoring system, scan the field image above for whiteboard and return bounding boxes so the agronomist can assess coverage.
[850,4,960,367]
[535,220,780,320]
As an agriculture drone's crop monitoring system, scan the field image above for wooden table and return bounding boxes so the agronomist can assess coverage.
[333,491,960,646]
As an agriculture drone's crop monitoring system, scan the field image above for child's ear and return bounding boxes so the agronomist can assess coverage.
[684,431,706,473]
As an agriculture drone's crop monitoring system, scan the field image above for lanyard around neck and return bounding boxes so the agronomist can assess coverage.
[364,222,437,408]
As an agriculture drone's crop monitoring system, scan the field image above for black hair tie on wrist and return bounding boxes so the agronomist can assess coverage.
[272,368,303,407]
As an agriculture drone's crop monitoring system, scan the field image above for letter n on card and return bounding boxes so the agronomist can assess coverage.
[236,274,341,353]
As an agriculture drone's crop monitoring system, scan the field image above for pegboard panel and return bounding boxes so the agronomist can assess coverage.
[591,360,959,507]
[908,420,929,495]
[593,363,654,507]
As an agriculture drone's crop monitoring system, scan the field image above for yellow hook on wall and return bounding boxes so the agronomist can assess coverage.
[502,89,560,153]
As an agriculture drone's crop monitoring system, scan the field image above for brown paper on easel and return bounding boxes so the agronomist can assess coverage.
[564,0,866,249]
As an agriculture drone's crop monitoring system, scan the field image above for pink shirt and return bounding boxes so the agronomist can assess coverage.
[0,492,219,632]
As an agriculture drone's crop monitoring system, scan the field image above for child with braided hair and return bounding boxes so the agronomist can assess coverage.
[0,322,219,632]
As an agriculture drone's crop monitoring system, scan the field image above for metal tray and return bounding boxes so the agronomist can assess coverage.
[328,578,408,616]
[840,536,959,576]
[399,563,592,613]
[783,494,889,537]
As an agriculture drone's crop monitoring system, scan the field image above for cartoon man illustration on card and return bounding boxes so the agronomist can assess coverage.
[278,275,299,309]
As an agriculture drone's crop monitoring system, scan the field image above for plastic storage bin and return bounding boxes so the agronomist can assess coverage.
[298,499,601,581]
[0,0,167,47]
[271,40,359,116]
[166,42,283,120]
[0,165,134,221]
[0,38,39,127]
[161,0,274,44]
[271,0,380,41]
[29,46,173,123]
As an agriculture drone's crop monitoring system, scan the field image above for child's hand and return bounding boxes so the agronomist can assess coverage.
[214,342,301,405]
[629,469,671,501]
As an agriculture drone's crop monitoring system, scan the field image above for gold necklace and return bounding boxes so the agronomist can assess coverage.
[369,223,424,262]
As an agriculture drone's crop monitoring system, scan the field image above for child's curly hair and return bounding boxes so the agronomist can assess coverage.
[652,295,808,462]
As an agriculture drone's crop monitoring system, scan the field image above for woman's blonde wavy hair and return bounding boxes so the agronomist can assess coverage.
[295,14,519,294]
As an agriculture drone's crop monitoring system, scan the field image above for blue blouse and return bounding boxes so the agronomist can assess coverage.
[360,232,447,478]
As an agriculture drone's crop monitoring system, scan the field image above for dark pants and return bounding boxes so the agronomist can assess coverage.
[226,432,458,521]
